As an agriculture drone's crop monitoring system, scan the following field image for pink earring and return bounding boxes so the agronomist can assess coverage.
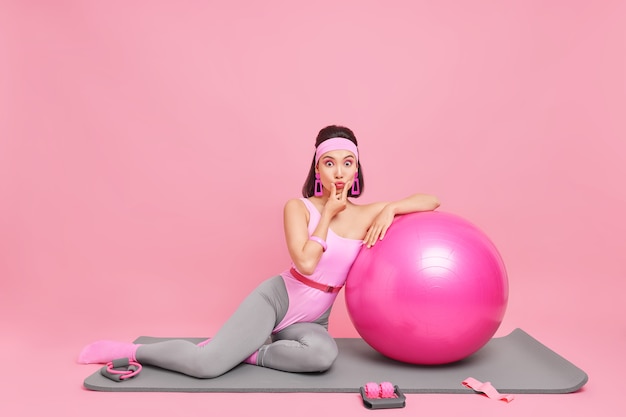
[351,172,360,196]
[314,173,323,196]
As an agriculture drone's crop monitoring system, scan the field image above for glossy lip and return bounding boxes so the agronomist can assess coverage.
[335,182,345,188]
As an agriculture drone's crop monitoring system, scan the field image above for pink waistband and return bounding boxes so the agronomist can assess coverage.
[290,268,343,294]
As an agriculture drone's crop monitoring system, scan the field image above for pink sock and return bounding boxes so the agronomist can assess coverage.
[196,338,211,347]
[244,351,258,365]
[78,340,140,364]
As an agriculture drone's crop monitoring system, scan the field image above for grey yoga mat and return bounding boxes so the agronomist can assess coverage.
[83,328,588,394]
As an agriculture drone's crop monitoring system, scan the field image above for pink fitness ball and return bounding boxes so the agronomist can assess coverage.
[345,211,508,365]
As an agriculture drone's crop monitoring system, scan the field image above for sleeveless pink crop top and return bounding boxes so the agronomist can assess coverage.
[274,198,363,333]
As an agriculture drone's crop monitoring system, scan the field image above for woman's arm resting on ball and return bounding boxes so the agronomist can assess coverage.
[363,194,440,248]
[385,193,440,216]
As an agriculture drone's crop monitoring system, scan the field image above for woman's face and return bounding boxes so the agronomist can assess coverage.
[316,149,358,195]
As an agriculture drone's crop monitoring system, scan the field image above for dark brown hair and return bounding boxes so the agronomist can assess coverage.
[301,125,364,198]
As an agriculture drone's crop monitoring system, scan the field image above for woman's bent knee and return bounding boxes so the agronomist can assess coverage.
[309,337,338,372]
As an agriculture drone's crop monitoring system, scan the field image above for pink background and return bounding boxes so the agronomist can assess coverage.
[1,1,624,415]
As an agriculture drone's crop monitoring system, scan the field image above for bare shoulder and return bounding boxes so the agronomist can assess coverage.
[283,198,310,222]
[284,198,305,210]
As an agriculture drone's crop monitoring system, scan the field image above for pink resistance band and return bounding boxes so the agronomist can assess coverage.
[315,137,359,165]
[462,377,515,402]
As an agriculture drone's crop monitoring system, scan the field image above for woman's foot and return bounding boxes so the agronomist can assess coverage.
[78,340,140,364]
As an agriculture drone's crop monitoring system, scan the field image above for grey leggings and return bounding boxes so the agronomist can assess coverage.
[135,276,338,378]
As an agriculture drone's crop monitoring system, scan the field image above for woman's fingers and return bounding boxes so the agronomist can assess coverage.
[341,181,350,200]
[364,226,380,248]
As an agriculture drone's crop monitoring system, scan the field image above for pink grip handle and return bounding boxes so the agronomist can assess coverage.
[364,382,397,399]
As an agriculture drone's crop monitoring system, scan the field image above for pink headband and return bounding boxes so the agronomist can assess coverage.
[315,137,359,165]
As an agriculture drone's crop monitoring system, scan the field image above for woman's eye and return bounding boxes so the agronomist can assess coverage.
[344,160,353,167]
[325,161,334,167]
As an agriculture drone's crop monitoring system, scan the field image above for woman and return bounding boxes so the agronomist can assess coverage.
[79,125,440,378]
